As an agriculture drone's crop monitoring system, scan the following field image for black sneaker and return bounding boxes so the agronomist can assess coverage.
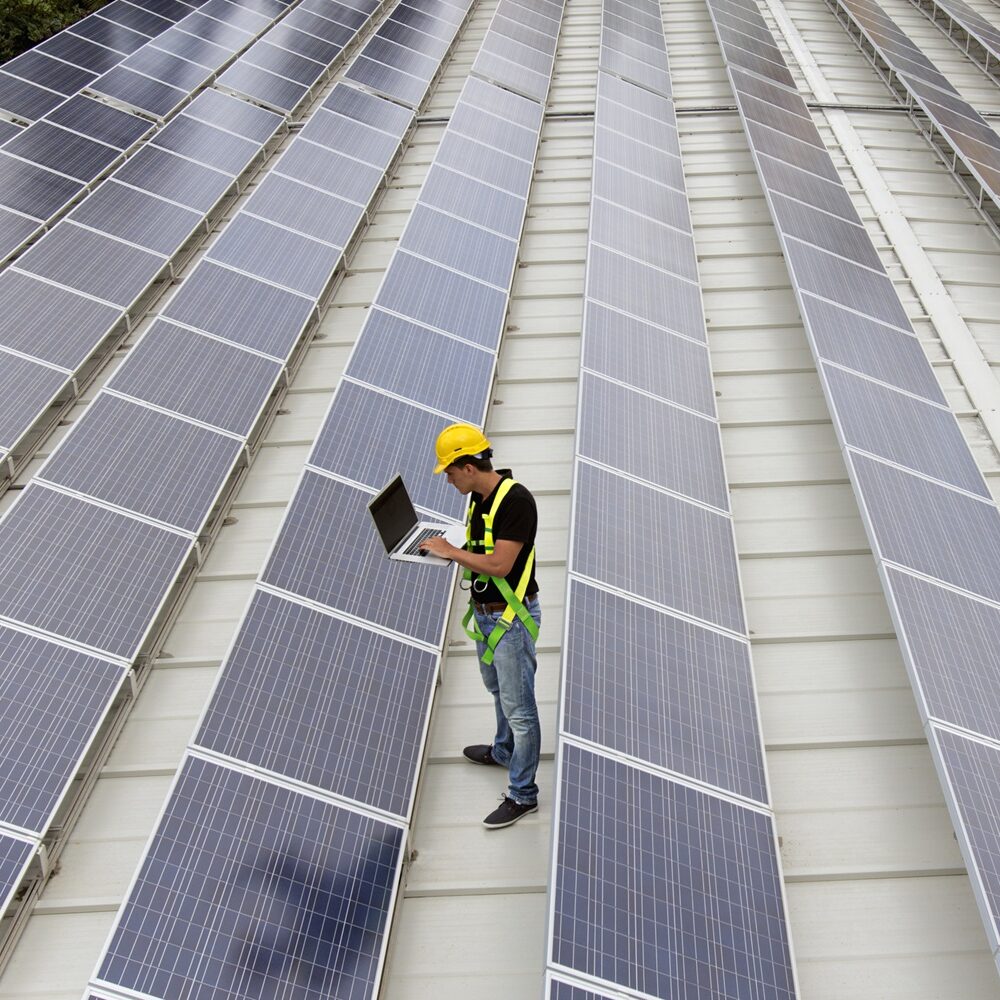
[463,744,502,766]
[483,795,538,829]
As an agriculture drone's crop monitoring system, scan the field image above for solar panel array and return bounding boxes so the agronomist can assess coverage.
[827,0,1000,228]
[0,0,307,265]
[0,0,407,966]
[907,0,1000,86]
[0,0,209,123]
[88,4,571,997]
[0,88,284,482]
[546,4,798,997]
[705,0,1000,976]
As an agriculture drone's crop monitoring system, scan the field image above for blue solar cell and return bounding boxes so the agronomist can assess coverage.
[162,261,313,359]
[298,108,401,167]
[276,140,382,203]
[3,122,121,182]
[0,270,120,369]
[571,461,745,633]
[218,60,309,113]
[799,293,946,404]
[582,302,716,416]
[435,131,534,196]
[420,164,524,239]
[152,113,260,174]
[0,833,34,915]
[3,49,97,95]
[346,308,493,424]
[851,452,1000,604]
[45,95,152,149]
[244,41,325,86]
[0,484,191,658]
[0,353,67,450]
[399,204,518,288]
[68,14,149,55]
[0,119,22,144]
[283,8,356,47]
[548,977,618,1000]
[97,0,172,36]
[173,11,253,52]
[149,26,231,68]
[0,209,41,259]
[344,54,429,109]
[197,589,437,816]
[587,246,704,342]
[0,152,84,219]
[108,319,283,435]
[376,251,509,350]
[37,31,124,75]
[246,173,361,247]
[888,568,1000,742]
[114,145,234,212]
[592,159,689,227]
[932,727,1000,943]
[206,213,341,298]
[578,373,728,510]
[321,82,413,135]
[91,65,188,118]
[822,363,987,497]
[309,381,466,522]
[265,23,343,66]
[553,744,795,999]
[121,46,212,91]
[42,393,243,532]
[183,87,284,144]
[0,624,124,833]
[17,223,167,308]
[564,580,766,801]
[261,471,454,646]
[590,197,698,282]
[96,755,403,1000]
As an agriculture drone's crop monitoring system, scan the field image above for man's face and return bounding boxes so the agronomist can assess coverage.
[445,463,476,494]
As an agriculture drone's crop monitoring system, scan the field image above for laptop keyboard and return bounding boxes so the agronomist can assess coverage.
[402,527,445,556]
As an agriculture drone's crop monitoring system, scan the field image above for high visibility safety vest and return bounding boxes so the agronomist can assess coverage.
[461,478,539,665]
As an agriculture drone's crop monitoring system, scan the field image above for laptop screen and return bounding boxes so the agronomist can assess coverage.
[368,476,418,553]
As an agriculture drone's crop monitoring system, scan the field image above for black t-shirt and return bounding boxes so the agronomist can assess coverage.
[466,474,539,604]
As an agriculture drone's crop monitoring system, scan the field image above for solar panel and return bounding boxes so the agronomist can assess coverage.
[120,45,213,92]
[564,581,767,802]
[261,471,454,646]
[276,140,381,203]
[183,86,284,143]
[434,131,535,197]
[572,461,745,634]
[309,384,466,522]
[593,126,684,189]
[98,0,172,36]
[3,121,121,182]
[590,198,697,281]
[44,94,151,149]
[68,14,150,55]
[0,624,125,833]
[217,60,310,114]
[0,153,84,220]
[345,54,430,109]
[376,251,509,350]
[0,483,191,658]
[151,113,261,174]
[245,173,359,248]
[298,109,401,167]
[419,164,525,239]
[0,354,68,451]
[197,0,270,32]
[40,393,243,532]
[851,452,1000,605]
[113,145,235,213]
[377,17,451,59]
[67,180,203,256]
[552,744,796,999]
[196,589,437,816]
[3,49,97,96]
[161,261,314,359]
[37,31,124,75]
[0,270,121,370]
[88,65,189,119]
[769,192,881,270]
[108,319,283,435]
[175,11,253,51]
[592,159,688,227]
[149,25,231,67]
[206,213,342,298]
[822,364,988,497]
[15,222,168,308]
[582,302,716,416]
[463,71,543,129]
[265,23,343,66]
[321,81,414,135]
[95,755,403,1000]
[0,833,34,918]
[345,308,493,423]
[243,41,325,86]
[578,372,729,510]
[547,977,618,1000]
[0,209,42,257]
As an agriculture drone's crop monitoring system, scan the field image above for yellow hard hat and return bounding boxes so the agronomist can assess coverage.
[434,423,491,473]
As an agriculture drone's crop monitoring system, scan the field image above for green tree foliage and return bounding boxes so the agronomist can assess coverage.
[1,0,110,63]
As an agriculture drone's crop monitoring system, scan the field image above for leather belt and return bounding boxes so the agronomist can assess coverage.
[473,594,537,614]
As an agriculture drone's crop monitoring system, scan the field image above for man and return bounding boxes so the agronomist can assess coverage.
[420,422,541,830]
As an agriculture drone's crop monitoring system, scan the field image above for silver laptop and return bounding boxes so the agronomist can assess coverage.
[368,475,465,565]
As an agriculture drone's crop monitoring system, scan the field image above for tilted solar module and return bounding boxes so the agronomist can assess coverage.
[907,0,1000,84]
[0,834,34,918]
[705,0,1000,974]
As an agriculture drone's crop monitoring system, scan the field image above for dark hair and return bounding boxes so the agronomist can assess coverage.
[450,450,493,472]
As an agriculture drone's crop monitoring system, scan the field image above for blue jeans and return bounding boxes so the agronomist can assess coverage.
[473,595,542,806]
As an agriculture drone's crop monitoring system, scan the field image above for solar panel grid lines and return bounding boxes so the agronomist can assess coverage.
[908,0,1000,80]
[0,832,35,918]
[92,752,407,1000]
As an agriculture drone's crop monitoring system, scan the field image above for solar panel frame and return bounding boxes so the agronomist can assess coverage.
[108,318,284,434]
[195,589,438,816]
[0,483,192,659]
[94,754,406,1000]
[0,623,126,833]
[39,393,243,532]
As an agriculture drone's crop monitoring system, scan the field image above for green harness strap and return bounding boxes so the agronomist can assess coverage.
[461,477,539,665]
